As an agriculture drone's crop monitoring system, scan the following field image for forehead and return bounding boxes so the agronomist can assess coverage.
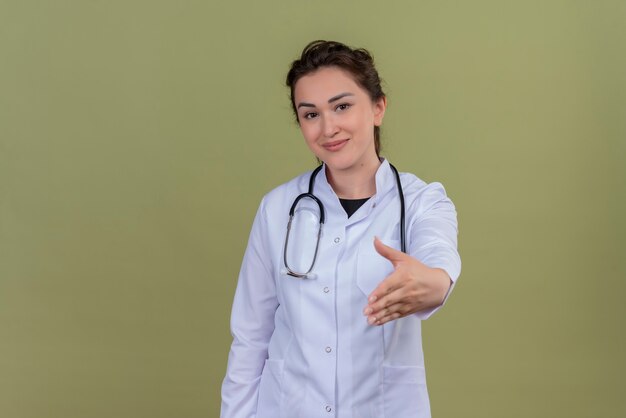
[294,67,365,103]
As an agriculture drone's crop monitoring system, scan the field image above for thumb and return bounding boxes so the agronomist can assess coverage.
[373,236,407,266]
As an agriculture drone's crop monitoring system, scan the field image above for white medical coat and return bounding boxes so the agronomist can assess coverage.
[221,160,461,418]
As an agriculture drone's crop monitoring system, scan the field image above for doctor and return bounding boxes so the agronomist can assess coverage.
[221,40,461,418]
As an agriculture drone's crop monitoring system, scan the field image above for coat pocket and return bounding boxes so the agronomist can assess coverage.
[382,365,430,418]
[256,359,284,417]
[356,239,400,297]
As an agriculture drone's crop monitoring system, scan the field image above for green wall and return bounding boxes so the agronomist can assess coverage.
[1,1,624,417]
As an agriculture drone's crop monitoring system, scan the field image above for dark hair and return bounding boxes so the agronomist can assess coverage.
[286,40,386,156]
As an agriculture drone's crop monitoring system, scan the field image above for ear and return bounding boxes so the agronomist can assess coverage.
[373,96,387,126]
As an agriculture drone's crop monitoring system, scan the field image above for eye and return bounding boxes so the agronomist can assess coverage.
[303,111,319,120]
[335,103,351,112]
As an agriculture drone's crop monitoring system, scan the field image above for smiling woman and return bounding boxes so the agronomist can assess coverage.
[294,67,386,198]
[220,40,461,418]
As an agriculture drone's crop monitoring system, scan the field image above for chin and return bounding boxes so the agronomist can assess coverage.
[321,157,357,172]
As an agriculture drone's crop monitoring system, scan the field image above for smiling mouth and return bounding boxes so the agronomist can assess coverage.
[322,139,349,151]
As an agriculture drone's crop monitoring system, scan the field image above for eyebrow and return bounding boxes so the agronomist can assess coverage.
[297,92,354,109]
[328,92,354,103]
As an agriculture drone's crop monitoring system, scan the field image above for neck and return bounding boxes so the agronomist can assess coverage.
[326,157,381,199]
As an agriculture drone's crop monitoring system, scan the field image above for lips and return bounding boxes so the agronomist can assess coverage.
[322,139,349,152]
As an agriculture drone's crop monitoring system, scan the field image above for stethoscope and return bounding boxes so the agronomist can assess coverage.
[283,163,406,278]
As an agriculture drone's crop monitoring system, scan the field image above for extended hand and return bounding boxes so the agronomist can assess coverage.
[363,237,452,326]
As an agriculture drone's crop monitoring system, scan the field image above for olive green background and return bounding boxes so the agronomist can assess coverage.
[1,1,624,417]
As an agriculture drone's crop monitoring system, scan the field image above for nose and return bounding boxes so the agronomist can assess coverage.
[322,115,340,138]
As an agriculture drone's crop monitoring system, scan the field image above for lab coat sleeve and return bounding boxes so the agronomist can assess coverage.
[408,182,461,320]
[221,197,278,418]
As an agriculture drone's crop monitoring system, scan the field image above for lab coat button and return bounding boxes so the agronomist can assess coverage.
[334,237,340,243]
[325,346,332,353]
[325,405,332,412]
[323,287,330,293]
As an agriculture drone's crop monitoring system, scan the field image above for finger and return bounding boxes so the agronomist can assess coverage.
[364,284,408,320]
[373,309,404,325]
[373,236,408,266]
[367,275,402,309]
[367,303,406,325]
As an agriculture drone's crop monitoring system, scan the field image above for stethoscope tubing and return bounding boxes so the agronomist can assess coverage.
[283,163,406,278]
[389,163,407,253]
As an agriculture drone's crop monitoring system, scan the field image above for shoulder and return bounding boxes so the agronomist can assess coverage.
[399,171,456,218]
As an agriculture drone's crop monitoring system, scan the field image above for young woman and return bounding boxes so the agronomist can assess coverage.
[221,40,461,418]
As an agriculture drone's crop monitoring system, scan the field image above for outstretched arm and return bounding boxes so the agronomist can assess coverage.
[364,182,461,325]
[364,237,452,325]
